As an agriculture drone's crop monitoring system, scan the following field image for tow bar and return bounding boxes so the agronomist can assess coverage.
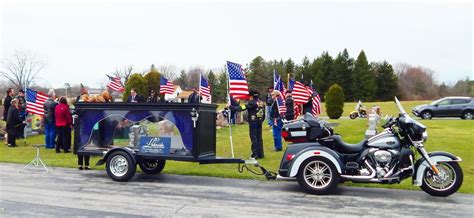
[238,159,277,180]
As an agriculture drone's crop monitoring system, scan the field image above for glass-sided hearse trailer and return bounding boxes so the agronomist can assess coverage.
[74,102,268,181]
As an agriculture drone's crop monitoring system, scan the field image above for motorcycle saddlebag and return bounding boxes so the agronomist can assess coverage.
[282,120,324,142]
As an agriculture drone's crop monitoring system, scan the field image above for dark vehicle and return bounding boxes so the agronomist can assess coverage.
[412,97,474,120]
[278,97,463,196]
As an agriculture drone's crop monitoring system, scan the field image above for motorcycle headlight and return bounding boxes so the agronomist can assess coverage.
[422,131,428,142]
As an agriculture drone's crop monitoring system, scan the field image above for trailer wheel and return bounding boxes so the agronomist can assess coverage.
[106,150,136,182]
[297,157,339,195]
[139,159,166,174]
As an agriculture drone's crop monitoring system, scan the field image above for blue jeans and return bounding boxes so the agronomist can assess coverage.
[45,121,56,149]
[272,118,283,150]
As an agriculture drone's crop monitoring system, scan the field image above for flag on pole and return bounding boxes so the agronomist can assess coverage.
[273,71,286,99]
[106,75,125,92]
[289,79,311,104]
[273,72,287,115]
[25,88,48,116]
[226,61,249,99]
[159,77,174,94]
[199,74,211,99]
[307,81,322,116]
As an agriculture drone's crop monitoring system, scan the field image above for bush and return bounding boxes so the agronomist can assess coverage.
[325,84,345,119]
[123,74,147,102]
[144,71,161,95]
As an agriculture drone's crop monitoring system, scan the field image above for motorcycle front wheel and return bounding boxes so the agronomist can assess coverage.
[421,162,463,197]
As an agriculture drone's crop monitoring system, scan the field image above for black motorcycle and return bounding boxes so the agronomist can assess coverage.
[278,97,463,196]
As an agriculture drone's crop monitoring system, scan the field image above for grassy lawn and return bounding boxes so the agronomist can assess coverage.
[1,100,473,194]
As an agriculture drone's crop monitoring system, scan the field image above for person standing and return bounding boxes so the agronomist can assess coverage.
[6,99,23,147]
[270,91,283,151]
[3,88,14,144]
[187,88,200,103]
[127,88,144,103]
[55,97,72,153]
[229,90,265,159]
[15,89,27,139]
[146,89,160,103]
[285,90,295,121]
[43,89,58,149]
[265,86,274,128]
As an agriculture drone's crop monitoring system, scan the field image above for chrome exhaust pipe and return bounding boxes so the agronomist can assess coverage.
[341,160,376,181]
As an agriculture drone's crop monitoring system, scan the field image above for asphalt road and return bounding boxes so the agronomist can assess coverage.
[1,163,473,217]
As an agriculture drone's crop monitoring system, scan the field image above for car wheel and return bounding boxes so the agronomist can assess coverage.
[462,111,473,120]
[297,157,339,195]
[139,159,166,174]
[421,111,432,119]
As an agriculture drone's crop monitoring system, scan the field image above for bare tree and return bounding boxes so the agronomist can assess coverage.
[1,50,46,89]
[113,65,134,85]
[158,64,178,80]
[395,63,439,100]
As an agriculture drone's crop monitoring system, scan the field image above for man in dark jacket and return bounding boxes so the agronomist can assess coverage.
[270,91,283,151]
[43,89,58,149]
[127,88,144,103]
[3,88,14,122]
[265,86,274,127]
[187,88,200,103]
[229,89,265,158]
[15,89,27,139]
[7,99,23,147]
[285,90,294,121]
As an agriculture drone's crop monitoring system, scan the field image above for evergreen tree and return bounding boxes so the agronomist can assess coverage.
[352,50,375,101]
[373,61,398,101]
[143,70,161,96]
[248,56,271,95]
[123,73,147,101]
[295,56,312,82]
[207,70,218,102]
[216,70,228,102]
[333,49,354,101]
[325,84,345,119]
[312,51,334,99]
[174,70,187,89]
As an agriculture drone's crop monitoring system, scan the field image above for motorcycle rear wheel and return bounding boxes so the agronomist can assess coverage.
[421,162,463,197]
[297,157,339,195]
[349,113,358,119]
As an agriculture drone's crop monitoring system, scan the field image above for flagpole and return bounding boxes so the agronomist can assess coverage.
[287,73,290,90]
[199,73,201,104]
[23,86,27,145]
[226,63,235,158]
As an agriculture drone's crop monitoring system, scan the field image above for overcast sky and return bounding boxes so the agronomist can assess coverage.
[1,0,472,88]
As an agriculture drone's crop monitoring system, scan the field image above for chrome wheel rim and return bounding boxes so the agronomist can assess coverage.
[110,155,128,177]
[303,161,332,189]
[424,163,456,191]
[464,112,473,120]
[422,112,432,119]
[142,160,158,170]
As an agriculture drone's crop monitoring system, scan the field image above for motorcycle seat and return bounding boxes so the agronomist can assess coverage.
[330,135,366,153]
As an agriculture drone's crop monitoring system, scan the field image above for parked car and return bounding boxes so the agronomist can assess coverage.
[412,97,474,119]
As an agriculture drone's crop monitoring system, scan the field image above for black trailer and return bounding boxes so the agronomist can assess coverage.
[74,102,272,181]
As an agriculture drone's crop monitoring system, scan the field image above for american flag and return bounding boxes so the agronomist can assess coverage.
[273,71,286,99]
[226,61,249,99]
[307,81,322,116]
[107,75,125,92]
[160,77,174,94]
[289,79,311,104]
[273,72,287,115]
[199,74,211,99]
[25,88,48,116]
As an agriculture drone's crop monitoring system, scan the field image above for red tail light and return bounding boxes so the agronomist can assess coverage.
[286,153,296,161]
[281,131,289,138]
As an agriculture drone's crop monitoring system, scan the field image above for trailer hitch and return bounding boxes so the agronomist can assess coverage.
[239,159,277,180]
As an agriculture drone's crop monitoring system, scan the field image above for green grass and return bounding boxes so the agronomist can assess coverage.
[1,100,473,194]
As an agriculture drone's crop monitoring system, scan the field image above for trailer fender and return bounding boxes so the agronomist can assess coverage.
[412,151,462,186]
[289,149,343,177]
[96,147,137,166]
